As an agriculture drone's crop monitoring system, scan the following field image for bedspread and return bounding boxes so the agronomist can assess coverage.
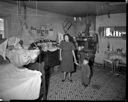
[0,63,42,101]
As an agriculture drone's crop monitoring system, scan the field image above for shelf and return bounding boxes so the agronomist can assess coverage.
[76,36,93,38]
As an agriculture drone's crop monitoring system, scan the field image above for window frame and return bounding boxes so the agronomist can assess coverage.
[98,26,126,39]
[0,17,5,39]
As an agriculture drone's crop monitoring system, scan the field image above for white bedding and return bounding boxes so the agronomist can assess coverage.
[0,63,42,101]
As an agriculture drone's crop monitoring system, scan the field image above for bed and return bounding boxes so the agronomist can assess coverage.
[0,63,42,101]
[0,37,42,101]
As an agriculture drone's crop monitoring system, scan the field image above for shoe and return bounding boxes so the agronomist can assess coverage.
[68,79,73,82]
[82,83,88,88]
[62,79,65,82]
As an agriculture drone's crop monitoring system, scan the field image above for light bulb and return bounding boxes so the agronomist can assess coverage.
[79,17,81,21]
[74,17,76,21]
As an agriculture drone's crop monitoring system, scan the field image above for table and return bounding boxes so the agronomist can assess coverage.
[104,51,126,75]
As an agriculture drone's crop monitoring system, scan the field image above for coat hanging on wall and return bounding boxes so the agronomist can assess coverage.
[20,24,34,45]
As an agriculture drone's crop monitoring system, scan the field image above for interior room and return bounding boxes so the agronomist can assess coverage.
[0,1,126,101]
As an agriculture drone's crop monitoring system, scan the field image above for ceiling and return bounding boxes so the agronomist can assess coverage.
[2,1,126,17]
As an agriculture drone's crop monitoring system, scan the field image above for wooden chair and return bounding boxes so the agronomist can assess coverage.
[103,51,115,72]
[103,58,114,72]
[104,50,126,75]
[114,59,126,75]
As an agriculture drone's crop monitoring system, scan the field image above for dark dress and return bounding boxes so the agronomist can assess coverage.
[59,41,75,72]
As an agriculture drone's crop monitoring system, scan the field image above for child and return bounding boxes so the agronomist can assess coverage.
[80,57,91,88]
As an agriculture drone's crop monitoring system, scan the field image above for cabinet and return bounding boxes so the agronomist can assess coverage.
[76,36,97,66]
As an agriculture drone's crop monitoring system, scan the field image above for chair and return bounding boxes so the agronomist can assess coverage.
[103,51,115,73]
[114,59,126,75]
[105,52,126,75]
[104,59,114,72]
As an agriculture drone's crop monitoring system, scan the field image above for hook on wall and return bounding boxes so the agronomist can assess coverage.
[108,12,110,18]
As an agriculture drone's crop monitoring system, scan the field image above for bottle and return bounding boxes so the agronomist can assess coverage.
[107,41,110,51]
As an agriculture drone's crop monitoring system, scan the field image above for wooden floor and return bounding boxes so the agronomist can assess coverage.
[44,64,126,100]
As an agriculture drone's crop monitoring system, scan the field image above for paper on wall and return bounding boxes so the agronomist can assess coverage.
[58,32,63,44]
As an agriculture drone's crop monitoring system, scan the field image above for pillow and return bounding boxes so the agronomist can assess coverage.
[28,48,40,63]
[7,49,31,67]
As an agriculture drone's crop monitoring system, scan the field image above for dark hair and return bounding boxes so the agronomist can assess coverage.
[19,40,23,46]
[63,33,74,43]
[84,56,89,61]
[28,42,37,50]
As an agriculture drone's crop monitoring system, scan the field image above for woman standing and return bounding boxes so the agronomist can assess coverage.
[59,34,78,82]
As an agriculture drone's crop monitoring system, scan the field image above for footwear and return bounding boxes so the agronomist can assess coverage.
[82,83,88,88]
[62,79,66,82]
[68,79,73,82]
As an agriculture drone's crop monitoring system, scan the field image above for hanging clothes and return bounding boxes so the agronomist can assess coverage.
[20,24,35,45]
[57,32,63,44]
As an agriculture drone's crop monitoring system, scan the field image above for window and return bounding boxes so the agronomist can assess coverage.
[0,18,4,39]
[99,26,126,39]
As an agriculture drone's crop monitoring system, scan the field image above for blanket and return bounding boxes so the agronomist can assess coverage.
[0,64,42,101]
